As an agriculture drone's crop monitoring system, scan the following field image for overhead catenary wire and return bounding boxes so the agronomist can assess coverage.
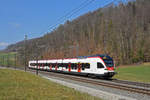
[48,0,97,31]
[40,0,118,34]
[51,0,92,25]
[37,0,92,34]
[47,0,118,32]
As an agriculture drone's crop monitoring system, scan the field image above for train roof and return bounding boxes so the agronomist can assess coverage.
[29,54,113,62]
[77,54,112,59]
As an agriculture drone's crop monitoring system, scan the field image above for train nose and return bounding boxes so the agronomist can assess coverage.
[106,67,114,70]
[104,72,116,77]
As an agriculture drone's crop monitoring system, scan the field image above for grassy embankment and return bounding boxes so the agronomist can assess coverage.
[0,69,101,100]
[0,52,18,67]
[114,63,150,83]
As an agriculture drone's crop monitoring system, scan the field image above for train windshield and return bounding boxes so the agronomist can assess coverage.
[101,56,114,67]
[103,59,114,67]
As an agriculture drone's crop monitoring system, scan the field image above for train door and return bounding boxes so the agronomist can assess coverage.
[78,63,81,72]
[68,63,71,72]
[42,64,44,70]
[38,64,40,69]
[61,63,64,71]
[49,64,52,71]
[90,62,97,73]
[55,63,57,71]
[38,63,40,69]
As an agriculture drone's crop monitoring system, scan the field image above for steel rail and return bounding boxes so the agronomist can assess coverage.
[39,70,150,96]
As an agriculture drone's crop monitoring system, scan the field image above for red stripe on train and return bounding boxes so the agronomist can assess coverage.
[107,67,114,70]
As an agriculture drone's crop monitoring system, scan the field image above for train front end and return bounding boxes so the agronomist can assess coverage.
[101,55,116,78]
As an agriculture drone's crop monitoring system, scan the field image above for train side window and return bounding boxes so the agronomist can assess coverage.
[30,63,34,66]
[63,63,65,67]
[60,63,63,67]
[48,63,51,66]
[81,63,85,70]
[85,63,90,69]
[57,63,59,67]
[59,63,63,67]
[63,63,67,69]
[52,63,54,68]
[71,63,74,69]
[62,63,65,67]
[66,63,68,69]
[74,63,77,69]
[44,63,48,66]
[35,63,37,66]
[46,63,48,66]
[48,63,50,66]
[97,63,104,68]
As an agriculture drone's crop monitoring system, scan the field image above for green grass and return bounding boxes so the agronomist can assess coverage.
[0,52,17,67]
[114,63,150,83]
[0,69,101,100]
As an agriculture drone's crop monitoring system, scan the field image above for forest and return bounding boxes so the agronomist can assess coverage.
[6,0,150,65]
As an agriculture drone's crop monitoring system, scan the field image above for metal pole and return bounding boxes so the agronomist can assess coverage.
[0,56,1,66]
[36,42,38,75]
[24,34,27,72]
[36,59,38,75]
[2,56,4,66]
[7,54,9,67]
[14,53,16,69]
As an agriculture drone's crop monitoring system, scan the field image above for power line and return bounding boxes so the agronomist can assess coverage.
[40,0,117,34]
[102,0,116,8]
[31,0,93,35]
[48,0,96,31]
[51,0,92,24]
[47,0,118,32]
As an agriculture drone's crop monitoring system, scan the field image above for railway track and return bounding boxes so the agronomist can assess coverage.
[1,66,150,96]
[112,79,150,89]
[38,70,150,96]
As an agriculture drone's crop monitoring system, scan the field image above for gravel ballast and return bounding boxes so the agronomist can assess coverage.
[41,74,138,100]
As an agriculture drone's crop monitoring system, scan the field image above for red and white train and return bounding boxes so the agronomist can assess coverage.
[29,54,116,78]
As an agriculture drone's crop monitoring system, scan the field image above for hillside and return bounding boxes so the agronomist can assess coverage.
[5,0,150,65]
